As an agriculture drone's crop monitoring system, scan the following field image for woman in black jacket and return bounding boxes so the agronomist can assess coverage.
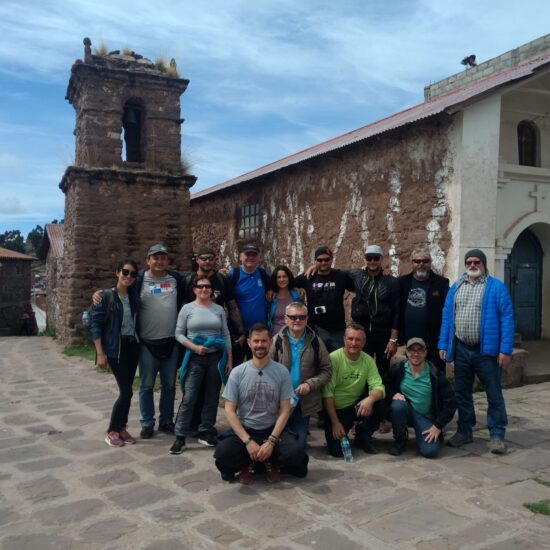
[91,259,140,447]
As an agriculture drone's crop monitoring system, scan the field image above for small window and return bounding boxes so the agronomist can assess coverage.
[518,120,539,167]
[122,101,144,162]
[239,203,260,238]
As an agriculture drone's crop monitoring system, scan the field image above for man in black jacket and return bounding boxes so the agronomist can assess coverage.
[398,248,449,370]
[385,338,456,458]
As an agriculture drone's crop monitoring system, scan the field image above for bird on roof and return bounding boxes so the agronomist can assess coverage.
[461,54,477,68]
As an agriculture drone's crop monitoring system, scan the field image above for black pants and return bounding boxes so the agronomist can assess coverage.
[214,427,308,478]
[364,331,391,379]
[107,337,139,432]
[325,400,386,457]
[232,339,252,367]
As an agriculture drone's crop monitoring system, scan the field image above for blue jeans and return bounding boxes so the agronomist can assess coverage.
[285,404,310,452]
[454,341,507,439]
[174,351,222,438]
[390,399,441,458]
[138,341,180,427]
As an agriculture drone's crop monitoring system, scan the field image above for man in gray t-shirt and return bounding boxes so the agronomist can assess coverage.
[214,324,308,484]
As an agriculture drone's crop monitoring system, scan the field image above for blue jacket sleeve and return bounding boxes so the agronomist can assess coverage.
[497,282,514,355]
[438,284,455,352]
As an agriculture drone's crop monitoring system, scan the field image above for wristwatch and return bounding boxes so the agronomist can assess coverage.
[389,338,398,343]
[243,437,252,446]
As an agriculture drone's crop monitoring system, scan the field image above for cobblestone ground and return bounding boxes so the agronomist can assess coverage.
[1,337,550,549]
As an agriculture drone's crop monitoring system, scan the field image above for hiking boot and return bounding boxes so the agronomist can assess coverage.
[265,461,281,483]
[119,428,136,445]
[389,440,407,456]
[446,432,473,448]
[238,463,254,485]
[378,421,392,434]
[221,472,235,482]
[158,422,175,434]
[140,425,154,439]
[169,437,186,455]
[362,440,379,454]
[198,433,218,447]
[105,431,125,447]
[488,438,507,455]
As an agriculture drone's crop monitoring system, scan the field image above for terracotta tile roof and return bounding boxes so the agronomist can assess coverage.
[44,224,64,258]
[0,246,36,261]
[192,50,550,201]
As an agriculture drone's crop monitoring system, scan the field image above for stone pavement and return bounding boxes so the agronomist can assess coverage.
[1,337,550,550]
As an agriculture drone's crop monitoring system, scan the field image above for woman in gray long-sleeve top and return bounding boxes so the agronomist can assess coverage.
[169,277,233,454]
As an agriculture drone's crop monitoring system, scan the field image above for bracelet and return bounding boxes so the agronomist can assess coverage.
[268,434,280,445]
[265,439,276,448]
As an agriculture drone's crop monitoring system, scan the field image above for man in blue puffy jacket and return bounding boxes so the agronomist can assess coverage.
[438,249,514,455]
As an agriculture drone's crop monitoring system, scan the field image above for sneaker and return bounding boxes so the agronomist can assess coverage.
[105,431,125,447]
[389,440,407,456]
[379,421,392,434]
[265,461,281,483]
[140,425,154,439]
[158,422,175,434]
[362,440,379,454]
[488,438,507,455]
[238,463,254,485]
[119,428,136,445]
[169,438,186,455]
[198,433,218,447]
[221,472,235,483]
[446,431,473,448]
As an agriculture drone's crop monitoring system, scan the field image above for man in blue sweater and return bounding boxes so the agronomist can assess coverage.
[438,249,514,454]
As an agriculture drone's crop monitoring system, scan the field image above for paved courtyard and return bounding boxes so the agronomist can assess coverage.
[1,336,550,549]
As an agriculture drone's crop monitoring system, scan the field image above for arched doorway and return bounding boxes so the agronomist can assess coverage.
[504,228,543,340]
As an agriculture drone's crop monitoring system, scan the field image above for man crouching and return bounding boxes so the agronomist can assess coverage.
[214,323,308,484]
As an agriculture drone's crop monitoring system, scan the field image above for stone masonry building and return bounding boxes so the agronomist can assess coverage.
[191,34,550,342]
[57,38,196,343]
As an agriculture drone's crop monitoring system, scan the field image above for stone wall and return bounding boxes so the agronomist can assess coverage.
[45,255,61,333]
[0,260,32,335]
[191,116,454,278]
[57,167,195,343]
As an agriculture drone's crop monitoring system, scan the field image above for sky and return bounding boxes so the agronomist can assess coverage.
[1,0,549,236]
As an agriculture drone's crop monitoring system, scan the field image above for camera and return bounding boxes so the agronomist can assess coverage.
[314,305,327,314]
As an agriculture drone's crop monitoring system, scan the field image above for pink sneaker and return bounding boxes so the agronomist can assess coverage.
[119,428,137,445]
[105,431,125,447]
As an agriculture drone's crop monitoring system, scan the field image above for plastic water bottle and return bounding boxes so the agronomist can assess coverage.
[290,392,300,408]
[340,436,353,463]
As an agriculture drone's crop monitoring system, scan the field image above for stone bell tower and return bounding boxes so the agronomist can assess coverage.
[57,37,196,343]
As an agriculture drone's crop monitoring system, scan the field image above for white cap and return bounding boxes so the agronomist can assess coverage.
[364,244,383,256]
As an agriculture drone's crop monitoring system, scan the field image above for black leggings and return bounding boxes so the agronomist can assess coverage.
[107,338,139,432]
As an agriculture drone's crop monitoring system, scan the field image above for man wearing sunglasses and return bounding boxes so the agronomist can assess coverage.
[439,249,514,455]
[269,302,332,451]
[398,248,449,370]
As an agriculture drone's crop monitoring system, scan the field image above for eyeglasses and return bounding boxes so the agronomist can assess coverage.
[407,348,426,355]
[198,255,215,261]
[121,269,137,278]
[194,284,212,290]
[286,314,307,321]
[365,256,381,262]
[316,257,331,263]
[244,252,258,257]
[412,259,431,264]
[465,260,481,266]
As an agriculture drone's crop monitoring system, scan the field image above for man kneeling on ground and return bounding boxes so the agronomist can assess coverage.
[322,323,386,456]
[214,323,308,484]
[385,338,456,458]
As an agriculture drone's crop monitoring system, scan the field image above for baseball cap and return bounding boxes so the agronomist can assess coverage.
[364,244,383,257]
[147,244,168,256]
[240,243,260,254]
[406,337,427,349]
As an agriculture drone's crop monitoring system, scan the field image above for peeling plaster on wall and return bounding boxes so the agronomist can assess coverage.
[305,203,314,236]
[286,192,305,272]
[333,184,363,264]
[386,168,401,276]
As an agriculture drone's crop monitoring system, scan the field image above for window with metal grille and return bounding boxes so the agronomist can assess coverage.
[518,120,539,167]
[238,203,260,238]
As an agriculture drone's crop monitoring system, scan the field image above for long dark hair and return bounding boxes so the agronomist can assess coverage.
[115,259,138,272]
[270,265,295,292]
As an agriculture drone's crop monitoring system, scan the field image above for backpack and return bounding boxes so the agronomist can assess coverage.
[231,266,270,291]
[273,333,320,371]
[82,289,115,341]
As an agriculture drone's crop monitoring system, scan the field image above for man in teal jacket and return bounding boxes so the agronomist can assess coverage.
[438,249,514,455]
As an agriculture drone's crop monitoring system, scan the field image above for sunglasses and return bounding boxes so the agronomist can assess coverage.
[465,260,481,266]
[194,284,212,290]
[286,314,307,321]
[198,255,215,262]
[316,257,332,263]
[365,256,381,262]
[412,259,431,264]
[120,269,137,278]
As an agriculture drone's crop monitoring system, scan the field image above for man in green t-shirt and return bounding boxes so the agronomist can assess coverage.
[322,323,386,456]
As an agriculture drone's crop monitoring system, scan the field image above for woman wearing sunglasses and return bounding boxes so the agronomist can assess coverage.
[91,260,140,447]
[268,265,303,337]
[170,277,233,454]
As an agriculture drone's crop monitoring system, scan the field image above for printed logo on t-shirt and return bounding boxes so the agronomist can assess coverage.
[312,282,336,291]
[242,380,278,413]
[407,287,426,308]
[147,282,175,295]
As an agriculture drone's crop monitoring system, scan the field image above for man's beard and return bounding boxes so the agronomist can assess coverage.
[467,267,482,278]
[414,270,428,280]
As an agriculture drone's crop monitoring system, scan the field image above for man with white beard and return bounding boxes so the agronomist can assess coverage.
[438,249,514,455]
[398,248,449,370]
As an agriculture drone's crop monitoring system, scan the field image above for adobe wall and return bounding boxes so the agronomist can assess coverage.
[191,115,455,278]
[57,167,195,343]
[0,261,32,335]
[45,255,61,333]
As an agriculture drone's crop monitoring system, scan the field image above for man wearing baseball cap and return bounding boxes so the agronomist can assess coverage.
[384,337,456,457]
[438,249,514,454]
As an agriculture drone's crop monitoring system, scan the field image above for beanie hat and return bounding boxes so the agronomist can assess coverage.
[464,249,487,271]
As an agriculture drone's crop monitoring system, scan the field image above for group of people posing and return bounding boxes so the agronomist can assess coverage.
[90,240,514,483]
